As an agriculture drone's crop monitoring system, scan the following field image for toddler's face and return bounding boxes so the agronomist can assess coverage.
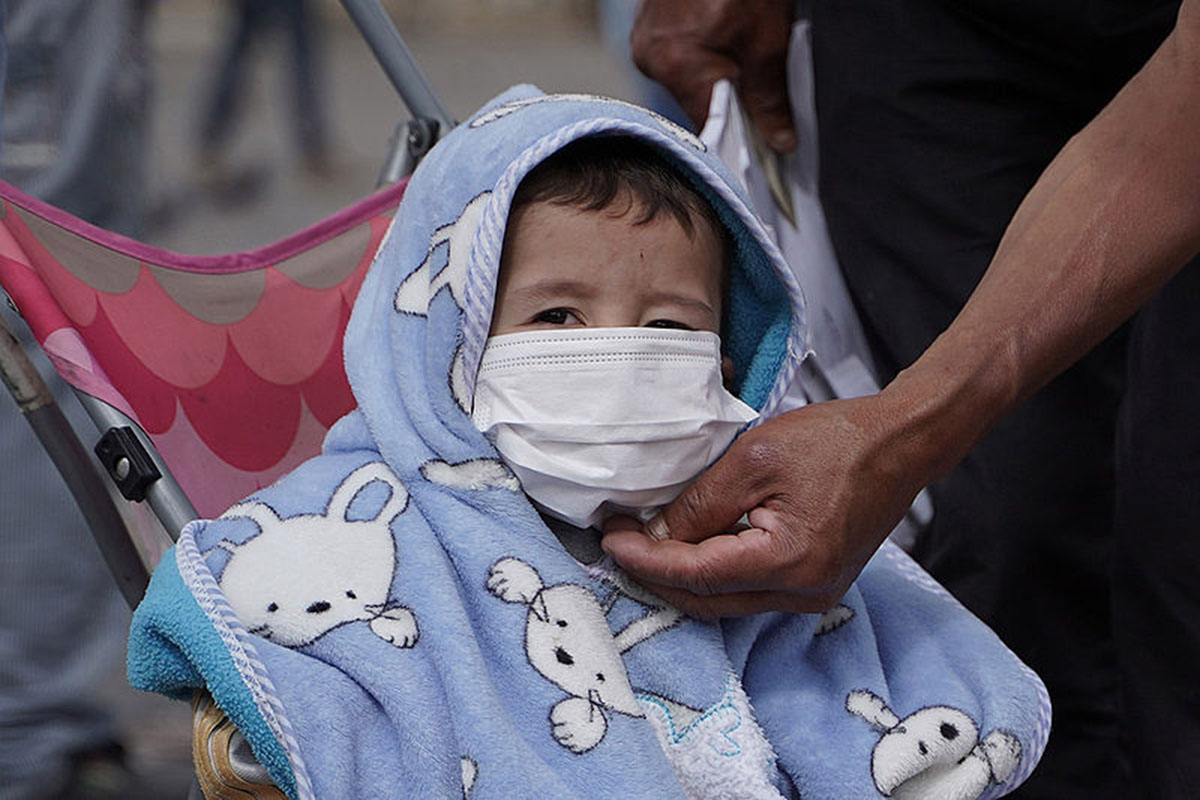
[491,200,725,336]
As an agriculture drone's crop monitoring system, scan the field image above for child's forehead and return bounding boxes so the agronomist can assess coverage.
[504,199,726,281]
[504,136,730,248]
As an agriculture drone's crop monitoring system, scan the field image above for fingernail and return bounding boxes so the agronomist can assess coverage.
[769,130,797,152]
[645,515,670,542]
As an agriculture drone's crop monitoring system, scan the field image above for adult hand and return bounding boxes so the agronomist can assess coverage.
[630,0,797,153]
[601,394,934,617]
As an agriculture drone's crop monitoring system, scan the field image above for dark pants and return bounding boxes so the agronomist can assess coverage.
[199,0,327,159]
[811,0,1195,796]
[1113,263,1200,800]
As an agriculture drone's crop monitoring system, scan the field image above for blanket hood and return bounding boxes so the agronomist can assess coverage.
[343,86,807,475]
[127,87,1050,800]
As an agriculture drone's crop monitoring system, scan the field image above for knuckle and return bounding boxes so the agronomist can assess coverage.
[710,427,805,507]
[779,548,849,613]
[657,39,703,82]
[632,33,683,79]
[735,436,782,479]
[629,31,656,72]
[687,556,726,598]
[671,487,711,526]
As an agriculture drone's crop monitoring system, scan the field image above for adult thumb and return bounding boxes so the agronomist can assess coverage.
[647,444,763,545]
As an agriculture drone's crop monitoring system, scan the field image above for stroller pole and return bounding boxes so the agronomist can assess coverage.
[0,312,149,608]
[337,0,455,134]
[338,0,454,184]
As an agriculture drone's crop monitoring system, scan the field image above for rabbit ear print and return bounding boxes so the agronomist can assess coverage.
[460,757,478,799]
[219,501,281,531]
[329,462,409,525]
[815,604,855,635]
[395,191,491,317]
[207,502,278,555]
[981,730,1022,785]
[847,692,1023,800]
[845,690,900,731]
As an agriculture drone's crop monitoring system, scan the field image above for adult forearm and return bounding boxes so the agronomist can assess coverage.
[883,3,1200,483]
[603,1,1200,617]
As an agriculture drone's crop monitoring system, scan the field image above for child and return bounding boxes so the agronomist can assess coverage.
[477,135,750,533]
[129,88,1049,800]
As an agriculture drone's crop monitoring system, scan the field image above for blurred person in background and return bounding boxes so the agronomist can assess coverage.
[196,0,331,198]
[0,2,182,798]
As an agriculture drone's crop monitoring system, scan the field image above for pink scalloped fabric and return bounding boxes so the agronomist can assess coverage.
[0,180,405,517]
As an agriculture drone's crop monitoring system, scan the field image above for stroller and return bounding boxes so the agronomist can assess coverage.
[0,1,452,795]
[1,7,942,797]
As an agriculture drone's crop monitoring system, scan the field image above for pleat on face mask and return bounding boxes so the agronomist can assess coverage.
[471,327,758,529]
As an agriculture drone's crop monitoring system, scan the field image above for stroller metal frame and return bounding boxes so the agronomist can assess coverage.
[0,0,451,609]
[0,5,451,796]
[0,12,934,796]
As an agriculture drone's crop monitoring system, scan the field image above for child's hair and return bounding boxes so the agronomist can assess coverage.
[508,135,730,260]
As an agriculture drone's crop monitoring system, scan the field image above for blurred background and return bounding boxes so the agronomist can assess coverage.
[149,0,643,253]
[2,1,655,797]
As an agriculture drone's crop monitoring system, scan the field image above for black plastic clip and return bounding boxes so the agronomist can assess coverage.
[95,426,161,502]
[406,117,439,164]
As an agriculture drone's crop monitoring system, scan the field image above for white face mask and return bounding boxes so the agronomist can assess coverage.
[471,327,759,529]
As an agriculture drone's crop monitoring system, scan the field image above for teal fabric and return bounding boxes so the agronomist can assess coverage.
[128,548,296,798]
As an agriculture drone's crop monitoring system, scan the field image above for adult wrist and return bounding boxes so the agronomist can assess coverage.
[875,334,1019,487]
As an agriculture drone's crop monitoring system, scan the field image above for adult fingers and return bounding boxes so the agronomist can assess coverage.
[630,0,740,128]
[630,0,797,140]
[636,38,737,128]
[646,426,785,545]
[632,583,830,619]
[736,2,796,152]
[600,525,788,596]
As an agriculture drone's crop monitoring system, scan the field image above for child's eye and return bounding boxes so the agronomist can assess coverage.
[644,319,694,330]
[531,308,578,325]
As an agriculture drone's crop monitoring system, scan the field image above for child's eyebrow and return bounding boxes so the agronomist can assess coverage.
[505,279,598,302]
[505,280,716,316]
[642,291,716,315]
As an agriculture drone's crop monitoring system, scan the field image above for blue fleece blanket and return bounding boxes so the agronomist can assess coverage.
[128,87,1050,800]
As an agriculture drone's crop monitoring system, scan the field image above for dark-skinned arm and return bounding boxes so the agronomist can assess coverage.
[604,0,1200,617]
